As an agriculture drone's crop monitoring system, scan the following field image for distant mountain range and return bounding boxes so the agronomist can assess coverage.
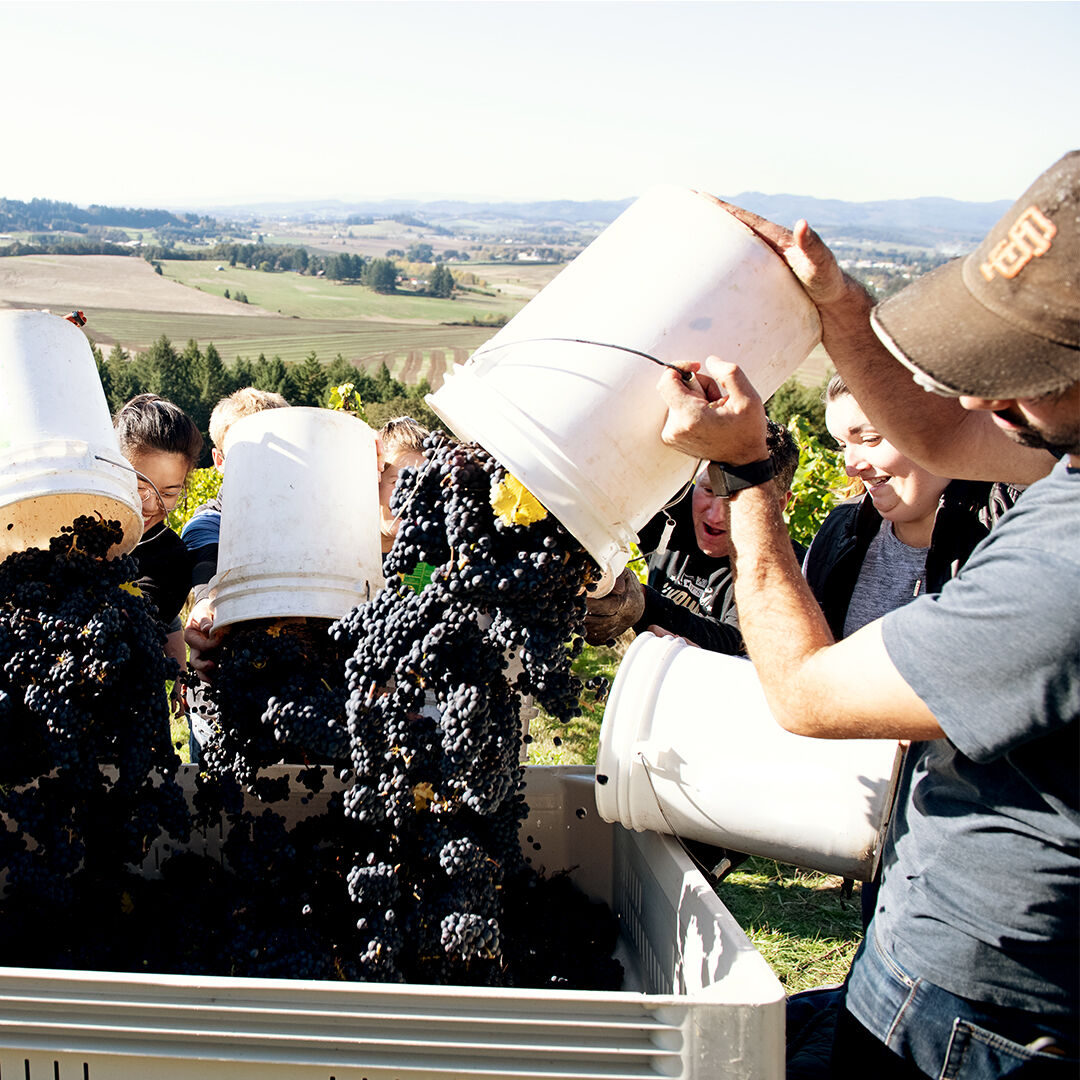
[3,190,1010,252]
[189,192,1010,249]
[729,192,1011,249]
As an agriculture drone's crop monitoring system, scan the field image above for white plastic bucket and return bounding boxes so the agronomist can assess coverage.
[427,187,822,591]
[0,310,142,559]
[210,407,385,629]
[595,634,903,880]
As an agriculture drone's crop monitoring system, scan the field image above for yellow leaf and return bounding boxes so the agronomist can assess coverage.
[120,891,135,914]
[413,781,436,811]
[118,582,144,597]
[490,474,548,527]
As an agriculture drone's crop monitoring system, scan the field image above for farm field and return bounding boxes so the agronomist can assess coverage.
[82,310,497,386]
[795,343,832,387]
[0,251,831,389]
[0,254,518,385]
[0,254,264,317]
[160,260,526,322]
[265,220,464,260]
[468,261,566,299]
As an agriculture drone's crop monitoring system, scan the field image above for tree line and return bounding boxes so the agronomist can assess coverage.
[136,243,456,296]
[93,336,440,466]
[0,197,222,241]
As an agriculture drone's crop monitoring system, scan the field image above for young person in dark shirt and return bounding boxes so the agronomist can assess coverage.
[113,394,203,693]
[585,419,801,652]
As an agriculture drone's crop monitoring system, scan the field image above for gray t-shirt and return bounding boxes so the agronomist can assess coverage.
[866,458,1079,1016]
[842,523,928,638]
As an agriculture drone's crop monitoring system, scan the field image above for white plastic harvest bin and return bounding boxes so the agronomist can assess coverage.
[0,767,785,1079]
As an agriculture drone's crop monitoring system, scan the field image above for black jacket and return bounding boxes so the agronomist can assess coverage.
[803,480,1020,639]
[131,522,193,625]
[632,490,806,654]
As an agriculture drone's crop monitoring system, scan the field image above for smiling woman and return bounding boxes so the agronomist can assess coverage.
[806,374,1019,643]
[824,376,948,551]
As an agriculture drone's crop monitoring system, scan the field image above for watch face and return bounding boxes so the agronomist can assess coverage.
[707,462,731,499]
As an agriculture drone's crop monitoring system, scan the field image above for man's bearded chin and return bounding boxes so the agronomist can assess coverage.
[996,410,1080,457]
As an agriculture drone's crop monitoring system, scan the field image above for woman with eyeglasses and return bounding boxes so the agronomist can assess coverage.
[113,394,204,693]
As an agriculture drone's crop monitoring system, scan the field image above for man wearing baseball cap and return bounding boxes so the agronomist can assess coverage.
[659,152,1078,1076]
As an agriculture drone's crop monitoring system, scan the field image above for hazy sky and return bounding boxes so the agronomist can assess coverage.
[3,0,1076,209]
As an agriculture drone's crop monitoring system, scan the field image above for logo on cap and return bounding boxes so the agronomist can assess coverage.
[979,206,1057,281]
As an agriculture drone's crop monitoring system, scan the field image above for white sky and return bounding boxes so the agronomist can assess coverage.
[2,0,1077,209]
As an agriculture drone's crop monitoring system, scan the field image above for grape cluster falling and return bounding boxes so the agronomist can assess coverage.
[326,432,616,985]
[0,516,189,967]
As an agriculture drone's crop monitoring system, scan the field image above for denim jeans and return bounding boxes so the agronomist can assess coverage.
[842,927,1077,1078]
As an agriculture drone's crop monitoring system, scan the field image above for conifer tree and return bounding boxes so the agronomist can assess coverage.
[251,353,289,396]
[192,342,229,432]
[287,350,329,407]
[324,353,356,389]
[91,343,112,405]
[135,336,194,414]
[105,343,140,411]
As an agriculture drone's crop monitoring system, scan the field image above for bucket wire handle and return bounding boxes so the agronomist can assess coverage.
[96,455,170,515]
[528,338,699,554]
[486,336,694,383]
[637,752,725,886]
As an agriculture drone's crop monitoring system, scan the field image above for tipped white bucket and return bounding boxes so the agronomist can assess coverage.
[595,634,903,880]
[0,310,142,559]
[427,187,822,590]
[210,407,385,630]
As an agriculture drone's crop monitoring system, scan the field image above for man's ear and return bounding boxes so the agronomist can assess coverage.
[783,489,793,509]
[212,447,225,472]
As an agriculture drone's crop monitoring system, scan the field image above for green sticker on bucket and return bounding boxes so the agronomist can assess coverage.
[400,561,435,594]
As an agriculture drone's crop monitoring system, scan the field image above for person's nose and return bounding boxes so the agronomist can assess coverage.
[702,497,729,527]
[843,445,870,477]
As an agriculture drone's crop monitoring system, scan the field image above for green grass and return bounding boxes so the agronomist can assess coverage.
[526,642,620,765]
[169,706,191,764]
[716,858,863,993]
[160,261,525,322]
[85,309,500,379]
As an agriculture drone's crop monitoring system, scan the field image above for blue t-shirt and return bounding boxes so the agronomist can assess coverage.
[180,506,221,552]
[871,458,1079,1015]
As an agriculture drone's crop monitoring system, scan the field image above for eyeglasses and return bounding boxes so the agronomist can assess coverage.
[136,476,184,511]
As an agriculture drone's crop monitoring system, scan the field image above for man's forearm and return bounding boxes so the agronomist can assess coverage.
[818,277,962,464]
[727,484,944,742]
[728,485,835,727]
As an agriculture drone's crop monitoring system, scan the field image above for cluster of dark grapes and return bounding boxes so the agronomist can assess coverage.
[583,675,611,704]
[188,619,352,802]
[324,433,619,985]
[0,515,189,950]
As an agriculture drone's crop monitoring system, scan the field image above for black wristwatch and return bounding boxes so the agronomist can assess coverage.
[707,458,776,498]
